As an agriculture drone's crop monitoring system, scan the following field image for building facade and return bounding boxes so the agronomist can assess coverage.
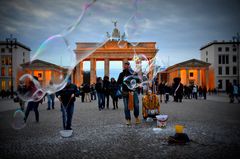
[160,59,210,88]
[0,41,30,92]
[19,60,67,89]
[200,41,240,91]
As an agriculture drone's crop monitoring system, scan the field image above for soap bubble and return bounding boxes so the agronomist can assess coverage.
[12,109,26,130]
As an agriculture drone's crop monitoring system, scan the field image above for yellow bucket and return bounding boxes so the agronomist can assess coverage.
[175,125,184,133]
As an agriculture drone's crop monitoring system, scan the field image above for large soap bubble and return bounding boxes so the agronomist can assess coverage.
[17,0,149,102]
[12,108,26,130]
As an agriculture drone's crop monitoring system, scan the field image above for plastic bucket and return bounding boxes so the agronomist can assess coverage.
[175,125,184,133]
[156,115,168,128]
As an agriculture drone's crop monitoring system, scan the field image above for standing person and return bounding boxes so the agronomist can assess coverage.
[80,84,85,103]
[198,86,203,99]
[103,76,110,109]
[203,86,207,100]
[164,83,171,103]
[95,77,105,111]
[192,85,198,99]
[24,76,42,123]
[84,83,91,102]
[158,81,165,103]
[47,80,55,110]
[117,61,140,125]
[232,82,240,103]
[172,77,183,102]
[90,84,97,100]
[110,78,119,109]
[56,78,80,130]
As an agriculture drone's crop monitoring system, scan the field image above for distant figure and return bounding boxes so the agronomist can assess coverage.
[164,83,171,103]
[203,86,207,100]
[56,78,80,130]
[231,82,240,103]
[96,77,105,111]
[47,80,55,110]
[192,85,198,99]
[109,78,119,109]
[90,84,97,100]
[158,81,165,103]
[80,84,85,103]
[83,83,91,102]
[103,76,110,109]
[198,86,203,98]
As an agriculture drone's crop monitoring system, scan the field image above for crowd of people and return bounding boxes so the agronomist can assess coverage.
[5,61,240,130]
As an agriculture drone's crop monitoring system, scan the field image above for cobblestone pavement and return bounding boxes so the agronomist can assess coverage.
[0,95,240,159]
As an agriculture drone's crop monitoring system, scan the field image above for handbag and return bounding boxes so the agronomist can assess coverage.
[116,90,122,99]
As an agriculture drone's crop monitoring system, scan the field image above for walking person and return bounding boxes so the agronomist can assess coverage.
[117,61,140,125]
[103,76,110,109]
[56,78,80,130]
[232,82,240,103]
[164,83,171,103]
[110,77,119,109]
[47,80,55,110]
[84,83,91,102]
[24,76,42,123]
[203,86,207,100]
[96,77,105,111]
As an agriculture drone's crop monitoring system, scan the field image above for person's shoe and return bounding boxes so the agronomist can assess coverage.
[52,107,55,109]
[135,117,141,124]
[126,120,131,125]
[47,108,50,110]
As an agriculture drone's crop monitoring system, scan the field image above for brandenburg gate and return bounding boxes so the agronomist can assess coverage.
[72,23,158,86]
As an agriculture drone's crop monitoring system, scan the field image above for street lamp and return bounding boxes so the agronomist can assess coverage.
[6,34,17,98]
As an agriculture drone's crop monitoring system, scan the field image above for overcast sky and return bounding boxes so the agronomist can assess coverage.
[0,0,239,67]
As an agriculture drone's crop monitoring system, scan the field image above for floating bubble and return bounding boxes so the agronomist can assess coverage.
[12,109,26,130]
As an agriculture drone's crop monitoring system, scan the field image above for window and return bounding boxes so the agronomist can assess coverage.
[206,51,208,56]
[8,68,12,76]
[23,52,25,57]
[233,66,237,75]
[225,47,229,52]
[218,55,221,64]
[23,59,25,63]
[218,80,222,89]
[8,48,12,52]
[1,57,5,65]
[222,55,225,64]
[1,48,5,53]
[206,58,208,62]
[218,47,222,52]
[226,55,229,64]
[190,72,194,77]
[226,80,229,91]
[233,47,237,52]
[226,67,229,75]
[218,67,222,75]
[1,80,6,90]
[8,57,12,65]
[233,55,237,62]
[1,67,5,76]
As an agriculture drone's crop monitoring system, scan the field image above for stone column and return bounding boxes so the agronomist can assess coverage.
[206,68,209,89]
[178,68,181,77]
[90,59,96,84]
[197,69,201,86]
[104,58,110,77]
[186,68,189,85]
[79,61,83,86]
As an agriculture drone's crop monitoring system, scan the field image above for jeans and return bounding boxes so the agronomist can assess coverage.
[97,92,105,109]
[24,101,39,122]
[61,103,74,130]
[105,93,109,108]
[47,94,55,109]
[123,91,139,120]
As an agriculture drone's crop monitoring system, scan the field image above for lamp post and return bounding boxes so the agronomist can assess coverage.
[6,34,17,98]
[232,33,240,86]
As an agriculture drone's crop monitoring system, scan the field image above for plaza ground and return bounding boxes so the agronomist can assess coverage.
[0,94,240,159]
